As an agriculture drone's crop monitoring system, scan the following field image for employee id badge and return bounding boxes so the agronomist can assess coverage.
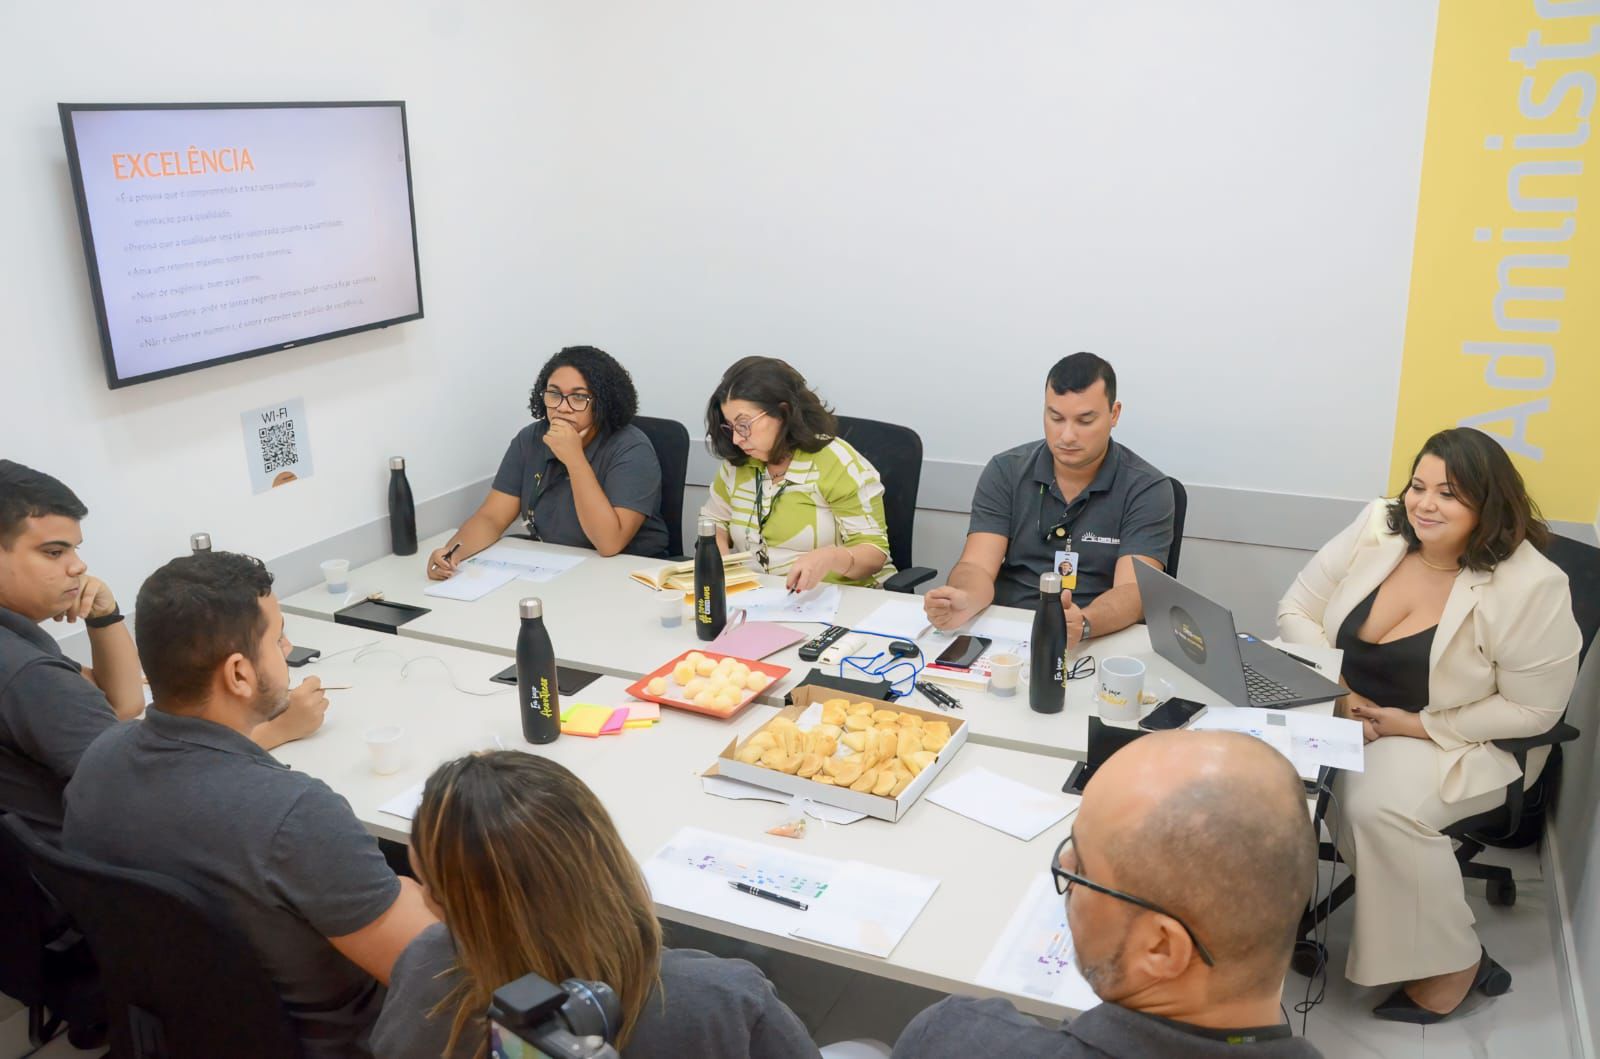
[1054,549,1079,591]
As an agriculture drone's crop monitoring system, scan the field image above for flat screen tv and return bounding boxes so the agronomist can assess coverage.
[59,101,424,388]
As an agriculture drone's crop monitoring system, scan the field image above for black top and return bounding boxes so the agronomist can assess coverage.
[1335,587,1436,712]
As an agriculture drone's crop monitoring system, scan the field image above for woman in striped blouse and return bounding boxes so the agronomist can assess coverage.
[701,357,895,590]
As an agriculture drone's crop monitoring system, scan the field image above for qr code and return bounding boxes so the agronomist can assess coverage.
[258,420,298,473]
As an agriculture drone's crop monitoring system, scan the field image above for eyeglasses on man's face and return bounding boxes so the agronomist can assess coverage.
[719,410,769,440]
[1050,833,1216,967]
[542,388,592,412]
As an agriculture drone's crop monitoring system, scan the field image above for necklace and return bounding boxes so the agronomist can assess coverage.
[1418,552,1460,573]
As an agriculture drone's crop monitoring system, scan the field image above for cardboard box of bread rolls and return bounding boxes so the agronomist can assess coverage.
[710,684,967,822]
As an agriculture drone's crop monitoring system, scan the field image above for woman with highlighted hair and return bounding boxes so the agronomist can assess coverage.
[371,752,820,1059]
[1277,427,1580,1024]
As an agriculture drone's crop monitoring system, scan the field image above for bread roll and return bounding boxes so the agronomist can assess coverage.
[849,768,879,793]
[646,677,668,696]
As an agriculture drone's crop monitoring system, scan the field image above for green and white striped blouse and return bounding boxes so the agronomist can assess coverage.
[701,437,896,588]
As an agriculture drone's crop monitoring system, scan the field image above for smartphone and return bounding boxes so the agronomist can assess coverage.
[1139,696,1207,732]
[286,646,321,667]
[934,635,992,670]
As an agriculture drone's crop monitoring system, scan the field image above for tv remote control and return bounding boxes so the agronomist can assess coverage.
[799,625,851,662]
[915,680,964,711]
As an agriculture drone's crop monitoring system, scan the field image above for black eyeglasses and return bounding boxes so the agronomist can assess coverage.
[542,388,592,412]
[1050,833,1216,966]
[1067,656,1096,681]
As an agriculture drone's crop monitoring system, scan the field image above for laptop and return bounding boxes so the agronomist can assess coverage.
[1134,563,1346,709]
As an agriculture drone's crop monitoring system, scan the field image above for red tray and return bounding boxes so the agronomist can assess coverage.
[625,649,790,719]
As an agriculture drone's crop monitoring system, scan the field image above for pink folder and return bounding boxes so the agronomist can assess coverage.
[710,613,807,660]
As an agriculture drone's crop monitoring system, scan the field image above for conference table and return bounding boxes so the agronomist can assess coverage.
[280,530,1343,762]
[274,616,1090,1020]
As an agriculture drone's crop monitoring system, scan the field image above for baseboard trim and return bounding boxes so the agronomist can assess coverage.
[1546,831,1596,1059]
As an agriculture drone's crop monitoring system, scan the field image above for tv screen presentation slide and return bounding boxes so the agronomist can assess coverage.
[60,102,424,388]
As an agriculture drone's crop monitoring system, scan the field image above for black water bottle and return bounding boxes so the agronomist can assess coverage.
[1030,571,1068,714]
[190,533,212,554]
[694,517,726,641]
[517,597,560,744]
[388,457,418,556]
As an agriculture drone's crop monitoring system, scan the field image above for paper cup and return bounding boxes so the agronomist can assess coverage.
[321,559,350,594]
[656,592,684,628]
[365,725,405,775]
[989,652,1024,697]
[1096,656,1146,722]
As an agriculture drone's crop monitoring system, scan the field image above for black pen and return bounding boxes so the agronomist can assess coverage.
[1281,650,1321,671]
[729,881,809,911]
[432,542,462,572]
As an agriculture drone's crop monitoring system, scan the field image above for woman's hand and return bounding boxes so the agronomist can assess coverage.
[1346,698,1428,741]
[545,419,587,467]
[785,547,847,593]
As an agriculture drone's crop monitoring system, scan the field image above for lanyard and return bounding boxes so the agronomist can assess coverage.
[752,471,789,532]
[525,462,558,537]
[1038,482,1074,547]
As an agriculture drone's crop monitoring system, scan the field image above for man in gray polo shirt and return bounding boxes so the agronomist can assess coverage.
[924,354,1174,648]
[892,731,1323,1059]
[64,551,436,1058]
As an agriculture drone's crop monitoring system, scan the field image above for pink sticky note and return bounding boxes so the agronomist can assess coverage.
[626,702,661,724]
[598,708,628,735]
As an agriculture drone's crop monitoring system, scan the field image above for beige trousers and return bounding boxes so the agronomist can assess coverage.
[1330,735,1512,987]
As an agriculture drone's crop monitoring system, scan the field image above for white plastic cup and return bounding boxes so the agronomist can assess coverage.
[365,725,405,775]
[989,652,1024,697]
[1096,656,1146,722]
[321,559,350,594]
[656,592,684,628]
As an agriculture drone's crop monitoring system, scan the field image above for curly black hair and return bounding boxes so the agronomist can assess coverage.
[704,356,837,466]
[528,346,640,439]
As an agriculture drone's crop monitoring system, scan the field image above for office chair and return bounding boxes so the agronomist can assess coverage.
[635,415,691,558]
[833,416,936,593]
[0,813,103,1049]
[1166,477,1188,577]
[1292,531,1599,975]
[2,814,303,1059]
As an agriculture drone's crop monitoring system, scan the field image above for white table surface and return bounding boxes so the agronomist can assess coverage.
[281,532,1343,760]
[274,617,1089,1020]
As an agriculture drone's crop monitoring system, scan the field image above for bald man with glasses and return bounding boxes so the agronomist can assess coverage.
[893,731,1324,1058]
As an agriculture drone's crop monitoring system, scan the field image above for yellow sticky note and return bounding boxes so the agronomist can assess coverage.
[560,704,613,737]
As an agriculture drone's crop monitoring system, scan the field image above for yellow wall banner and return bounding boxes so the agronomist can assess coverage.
[1391,0,1600,528]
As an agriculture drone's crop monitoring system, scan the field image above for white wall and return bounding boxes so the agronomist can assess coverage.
[2,1,579,611]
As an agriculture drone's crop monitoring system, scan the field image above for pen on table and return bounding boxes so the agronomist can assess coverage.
[728,881,809,911]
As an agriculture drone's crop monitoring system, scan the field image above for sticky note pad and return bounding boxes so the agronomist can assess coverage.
[599,709,627,736]
[626,702,660,724]
[560,704,613,737]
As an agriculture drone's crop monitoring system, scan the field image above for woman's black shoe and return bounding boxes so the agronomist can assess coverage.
[1372,948,1512,1024]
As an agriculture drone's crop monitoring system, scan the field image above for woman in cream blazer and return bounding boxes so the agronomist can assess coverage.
[1278,428,1579,1023]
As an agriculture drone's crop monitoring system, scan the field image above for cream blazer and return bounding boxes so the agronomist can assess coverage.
[1278,500,1581,803]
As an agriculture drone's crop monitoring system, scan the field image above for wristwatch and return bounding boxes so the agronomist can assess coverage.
[84,607,124,629]
[1079,614,1092,641]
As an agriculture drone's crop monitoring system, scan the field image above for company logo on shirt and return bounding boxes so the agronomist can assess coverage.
[1079,532,1120,545]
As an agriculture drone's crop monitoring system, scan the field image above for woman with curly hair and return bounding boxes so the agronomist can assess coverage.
[702,357,894,590]
[425,346,669,574]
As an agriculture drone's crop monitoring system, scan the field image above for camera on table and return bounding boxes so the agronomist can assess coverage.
[489,972,621,1059]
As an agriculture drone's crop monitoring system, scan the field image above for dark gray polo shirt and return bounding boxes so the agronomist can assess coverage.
[969,440,1175,609]
[492,421,671,559]
[0,605,118,839]
[893,996,1323,1058]
[63,708,402,1058]
[373,927,821,1059]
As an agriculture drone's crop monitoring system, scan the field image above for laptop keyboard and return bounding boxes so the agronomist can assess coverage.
[1243,664,1296,705]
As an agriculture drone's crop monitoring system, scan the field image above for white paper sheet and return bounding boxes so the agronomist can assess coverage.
[467,543,587,583]
[643,827,937,957]
[422,563,517,601]
[978,872,1100,1012]
[792,860,940,958]
[926,769,1078,841]
[377,782,425,821]
[857,598,935,641]
[732,585,842,625]
[1186,707,1363,779]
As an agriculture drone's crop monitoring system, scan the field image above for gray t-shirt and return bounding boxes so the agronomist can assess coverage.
[0,605,118,839]
[491,421,670,559]
[968,440,1175,609]
[893,996,1323,1058]
[63,709,402,1058]
[372,926,821,1059]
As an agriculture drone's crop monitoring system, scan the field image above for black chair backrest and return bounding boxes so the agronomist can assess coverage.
[0,815,301,1059]
[1166,477,1188,578]
[634,416,690,557]
[1545,531,1600,667]
[834,416,923,572]
[0,812,60,1005]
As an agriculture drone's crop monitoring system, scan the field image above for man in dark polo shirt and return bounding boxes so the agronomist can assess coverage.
[0,461,143,837]
[893,731,1323,1059]
[924,353,1174,648]
[64,551,436,1058]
